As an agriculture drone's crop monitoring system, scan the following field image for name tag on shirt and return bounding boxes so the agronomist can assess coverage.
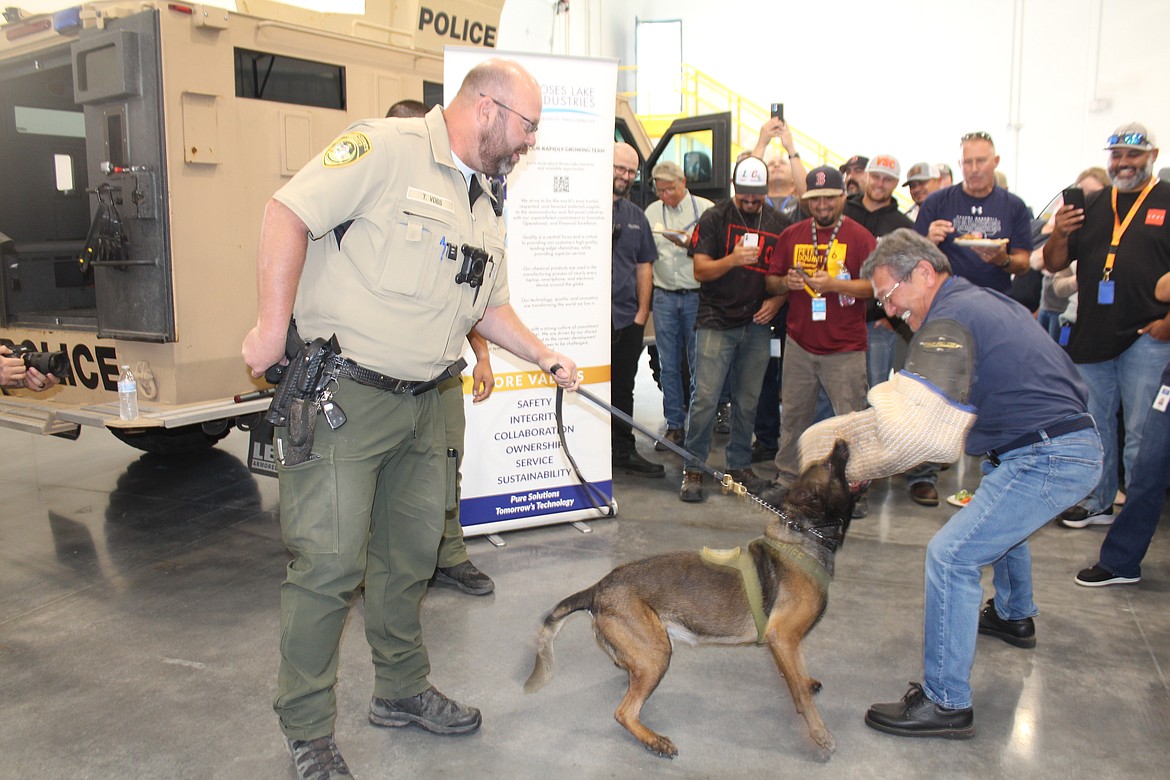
[811,297,827,321]
[407,187,455,213]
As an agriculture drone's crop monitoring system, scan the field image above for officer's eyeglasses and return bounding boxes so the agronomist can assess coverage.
[480,93,539,134]
[1107,132,1147,147]
[875,281,902,310]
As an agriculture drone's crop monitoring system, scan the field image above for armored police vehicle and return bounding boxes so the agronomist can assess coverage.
[0,0,730,456]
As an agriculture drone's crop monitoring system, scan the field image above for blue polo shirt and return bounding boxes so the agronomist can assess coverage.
[612,197,657,330]
[926,276,1089,454]
[915,185,1033,294]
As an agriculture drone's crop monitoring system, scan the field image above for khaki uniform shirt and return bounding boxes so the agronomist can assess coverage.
[275,106,509,381]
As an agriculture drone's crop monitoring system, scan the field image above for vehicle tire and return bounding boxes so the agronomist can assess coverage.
[110,424,231,455]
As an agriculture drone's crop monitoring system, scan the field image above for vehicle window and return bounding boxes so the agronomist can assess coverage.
[234,48,345,110]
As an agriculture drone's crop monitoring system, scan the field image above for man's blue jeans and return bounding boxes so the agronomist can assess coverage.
[866,319,898,389]
[922,424,1102,710]
[1098,359,1170,578]
[652,287,699,430]
[1074,334,1170,513]
[684,323,772,471]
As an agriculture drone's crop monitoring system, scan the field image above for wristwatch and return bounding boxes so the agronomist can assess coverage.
[999,256,1011,269]
[788,152,800,159]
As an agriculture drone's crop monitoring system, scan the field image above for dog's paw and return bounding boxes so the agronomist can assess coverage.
[811,727,836,759]
[809,678,822,695]
[643,735,678,759]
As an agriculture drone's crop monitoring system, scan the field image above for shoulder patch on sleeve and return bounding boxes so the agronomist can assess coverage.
[323,132,372,167]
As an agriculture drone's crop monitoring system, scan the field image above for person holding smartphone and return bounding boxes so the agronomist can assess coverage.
[1043,122,1170,529]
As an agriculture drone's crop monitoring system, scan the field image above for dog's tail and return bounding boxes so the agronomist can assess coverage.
[523,586,596,693]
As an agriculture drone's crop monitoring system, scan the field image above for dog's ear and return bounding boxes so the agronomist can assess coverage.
[827,439,850,478]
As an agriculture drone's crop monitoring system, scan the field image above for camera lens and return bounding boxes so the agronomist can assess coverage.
[46,351,71,379]
[21,350,72,380]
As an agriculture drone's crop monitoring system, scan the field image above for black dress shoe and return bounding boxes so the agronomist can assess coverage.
[865,682,974,738]
[612,450,665,478]
[978,598,1035,648]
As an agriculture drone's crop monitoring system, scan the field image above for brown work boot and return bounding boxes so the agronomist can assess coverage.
[680,470,705,502]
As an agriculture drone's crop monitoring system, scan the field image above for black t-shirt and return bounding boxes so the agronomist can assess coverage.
[843,194,914,237]
[844,195,914,323]
[1066,180,1170,363]
[690,198,791,329]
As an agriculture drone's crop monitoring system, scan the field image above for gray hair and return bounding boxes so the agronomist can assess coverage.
[860,228,951,280]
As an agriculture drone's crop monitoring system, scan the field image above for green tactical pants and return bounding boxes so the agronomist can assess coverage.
[273,378,447,740]
[436,375,470,568]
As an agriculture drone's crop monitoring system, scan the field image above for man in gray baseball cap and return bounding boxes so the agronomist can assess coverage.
[903,162,941,222]
[1044,121,1169,530]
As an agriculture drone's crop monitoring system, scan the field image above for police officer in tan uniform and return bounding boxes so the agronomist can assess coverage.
[243,59,579,780]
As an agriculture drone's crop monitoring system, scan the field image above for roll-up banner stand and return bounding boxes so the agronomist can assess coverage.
[444,48,618,538]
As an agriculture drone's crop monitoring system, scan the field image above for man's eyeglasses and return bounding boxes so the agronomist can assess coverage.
[613,164,638,178]
[479,92,539,134]
[875,281,902,310]
[1107,132,1147,147]
[961,131,994,144]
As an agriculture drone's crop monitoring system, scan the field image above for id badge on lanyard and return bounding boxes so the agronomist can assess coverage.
[1100,177,1158,306]
[811,297,827,321]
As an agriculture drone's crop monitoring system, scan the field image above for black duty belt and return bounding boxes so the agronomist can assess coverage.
[332,356,467,396]
[655,287,699,294]
[986,413,1095,466]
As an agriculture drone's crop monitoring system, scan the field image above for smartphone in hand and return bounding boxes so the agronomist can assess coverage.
[770,103,784,122]
[1062,187,1085,212]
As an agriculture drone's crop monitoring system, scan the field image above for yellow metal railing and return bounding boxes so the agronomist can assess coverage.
[624,64,912,208]
[624,65,843,167]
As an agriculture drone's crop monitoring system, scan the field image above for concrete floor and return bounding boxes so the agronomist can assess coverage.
[2,370,1168,779]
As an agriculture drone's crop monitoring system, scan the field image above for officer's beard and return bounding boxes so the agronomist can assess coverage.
[479,113,518,177]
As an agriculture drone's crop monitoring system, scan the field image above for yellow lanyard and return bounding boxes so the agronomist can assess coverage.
[1105,177,1158,281]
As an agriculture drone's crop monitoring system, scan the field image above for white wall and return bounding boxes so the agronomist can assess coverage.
[501,0,1170,212]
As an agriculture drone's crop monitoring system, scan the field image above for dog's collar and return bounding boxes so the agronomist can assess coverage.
[774,510,842,553]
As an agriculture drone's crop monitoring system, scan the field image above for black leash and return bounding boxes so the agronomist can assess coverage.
[547,365,786,517]
[548,366,846,550]
[553,385,615,517]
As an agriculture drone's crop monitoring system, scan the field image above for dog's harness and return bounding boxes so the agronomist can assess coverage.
[700,535,831,644]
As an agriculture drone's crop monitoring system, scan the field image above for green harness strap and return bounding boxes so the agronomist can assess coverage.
[701,536,830,644]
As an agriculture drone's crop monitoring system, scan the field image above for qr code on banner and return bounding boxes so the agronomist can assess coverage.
[553,175,569,193]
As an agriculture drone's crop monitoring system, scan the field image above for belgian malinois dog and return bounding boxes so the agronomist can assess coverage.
[524,440,853,758]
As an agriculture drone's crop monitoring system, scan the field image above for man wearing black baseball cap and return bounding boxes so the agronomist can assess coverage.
[1044,122,1170,530]
[763,166,875,496]
[839,155,869,197]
